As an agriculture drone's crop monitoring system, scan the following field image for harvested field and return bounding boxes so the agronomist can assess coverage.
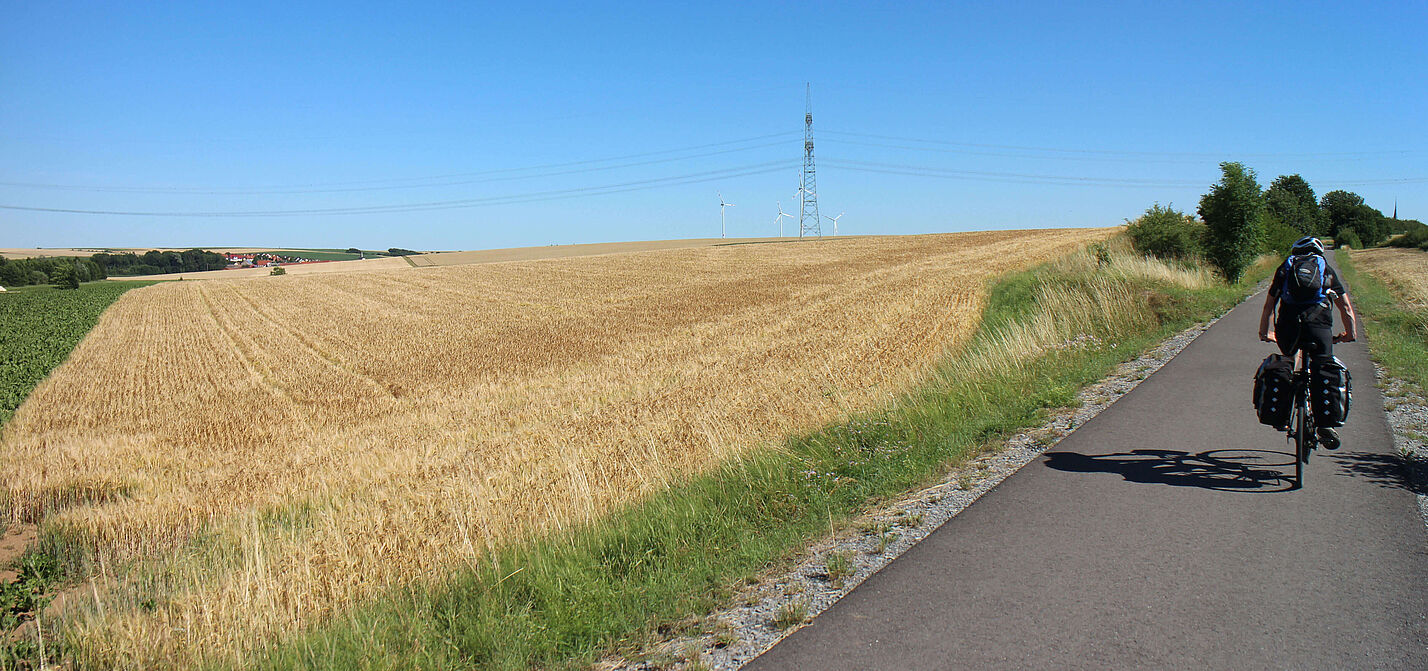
[1351,247,1428,306]
[410,237,793,266]
[0,248,113,259]
[105,237,792,280]
[115,254,414,280]
[1,228,1110,666]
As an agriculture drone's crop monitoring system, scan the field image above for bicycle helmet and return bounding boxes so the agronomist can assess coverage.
[1290,236,1325,256]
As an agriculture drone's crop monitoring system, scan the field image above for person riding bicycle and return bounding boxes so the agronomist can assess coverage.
[1257,236,1358,445]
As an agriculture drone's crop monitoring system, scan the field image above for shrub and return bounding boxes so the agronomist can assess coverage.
[1198,162,1265,283]
[1126,203,1201,260]
[1261,215,1303,256]
[1336,229,1362,249]
[270,266,287,276]
[1387,222,1428,249]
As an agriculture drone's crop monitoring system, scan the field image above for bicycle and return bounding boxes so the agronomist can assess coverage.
[1286,356,1316,489]
[1279,289,1345,489]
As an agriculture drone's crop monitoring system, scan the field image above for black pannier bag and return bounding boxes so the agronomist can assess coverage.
[1310,356,1352,428]
[1253,354,1294,427]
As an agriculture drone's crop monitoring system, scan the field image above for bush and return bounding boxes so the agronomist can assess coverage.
[1336,230,1362,249]
[1261,215,1303,256]
[270,266,287,276]
[1387,222,1428,249]
[1198,162,1265,283]
[1126,203,1201,260]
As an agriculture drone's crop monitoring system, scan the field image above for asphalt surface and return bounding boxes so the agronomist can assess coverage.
[747,275,1428,670]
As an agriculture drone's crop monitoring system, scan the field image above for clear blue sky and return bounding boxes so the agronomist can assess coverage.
[2,1,1423,250]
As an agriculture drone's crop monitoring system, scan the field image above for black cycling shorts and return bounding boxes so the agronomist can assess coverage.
[1275,319,1332,358]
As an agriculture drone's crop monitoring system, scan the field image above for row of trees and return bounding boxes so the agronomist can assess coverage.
[1,249,231,288]
[343,247,424,257]
[1128,162,1420,282]
[91,249,229,276]
[0,256,106,288]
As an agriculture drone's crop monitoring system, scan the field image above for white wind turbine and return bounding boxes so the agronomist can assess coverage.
[718,192,736,239]
[824,211,845,236]
[774,201,794,237]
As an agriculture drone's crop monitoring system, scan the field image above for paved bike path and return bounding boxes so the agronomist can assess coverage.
[748,281,1428,669]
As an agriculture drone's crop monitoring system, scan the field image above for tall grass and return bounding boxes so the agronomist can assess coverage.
[236,243,1262,671]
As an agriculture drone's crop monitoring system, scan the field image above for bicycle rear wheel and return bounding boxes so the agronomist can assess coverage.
[1296,394,1312,487]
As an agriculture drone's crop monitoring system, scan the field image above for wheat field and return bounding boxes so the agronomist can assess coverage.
[1,229,1110,667]
[1351,247,1428,306]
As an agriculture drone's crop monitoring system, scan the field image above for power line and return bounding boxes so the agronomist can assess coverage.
[821,158,1209,188]
[820,129,1428,160]
[0,132,799,194]
[824,137,1231,164]
[0,160,797,217]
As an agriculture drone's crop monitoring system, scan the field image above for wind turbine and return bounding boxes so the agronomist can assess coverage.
[774,202,794,237]
[718,192,736,239]
[824,211,845,236]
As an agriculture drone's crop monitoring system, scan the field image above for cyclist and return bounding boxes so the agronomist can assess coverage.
[1257,236,1358,446]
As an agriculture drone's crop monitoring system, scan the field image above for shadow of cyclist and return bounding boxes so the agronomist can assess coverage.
[1043,448,1296,492]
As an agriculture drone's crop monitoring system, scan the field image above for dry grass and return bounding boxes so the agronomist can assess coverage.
[0,229,1110,668]
[1351,247,1428,307]
[933,240,1214,388]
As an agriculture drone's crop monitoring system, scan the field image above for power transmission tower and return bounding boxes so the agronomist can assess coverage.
[799,83,821,239]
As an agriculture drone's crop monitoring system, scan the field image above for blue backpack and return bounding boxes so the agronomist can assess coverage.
[1280,254,1326,305]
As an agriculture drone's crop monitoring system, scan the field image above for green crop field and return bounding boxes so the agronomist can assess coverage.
[0,281,156,424]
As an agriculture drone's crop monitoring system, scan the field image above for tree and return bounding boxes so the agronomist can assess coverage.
[1319,190,1365,239]
[1347,203,1389,246]
[1198,162,1264,283]
[52,263,80,289]
[345,248,362,255]
[1264,174,1319,235]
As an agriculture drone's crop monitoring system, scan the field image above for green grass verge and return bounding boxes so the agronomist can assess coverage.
[1338,251,1428,391]
[0,281,157,425]
[235,254,1263,671]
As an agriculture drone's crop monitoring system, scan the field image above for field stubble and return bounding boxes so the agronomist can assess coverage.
[1351,247,1428,307]
[1,229,1109,667]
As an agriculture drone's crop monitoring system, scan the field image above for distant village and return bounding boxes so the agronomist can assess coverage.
[222,252,341,269]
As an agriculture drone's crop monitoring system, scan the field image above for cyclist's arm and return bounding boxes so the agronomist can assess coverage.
[1259,291,1277,342]
[1333,292,1357,343]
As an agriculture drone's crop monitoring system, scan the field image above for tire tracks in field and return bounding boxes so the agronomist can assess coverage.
[223,282,400,401]
[195,283,319,435]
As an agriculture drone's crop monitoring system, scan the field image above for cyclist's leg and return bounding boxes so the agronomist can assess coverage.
[1301,324,1341,448]
[1273,318,1299,357]
[1301,324,1333,359]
